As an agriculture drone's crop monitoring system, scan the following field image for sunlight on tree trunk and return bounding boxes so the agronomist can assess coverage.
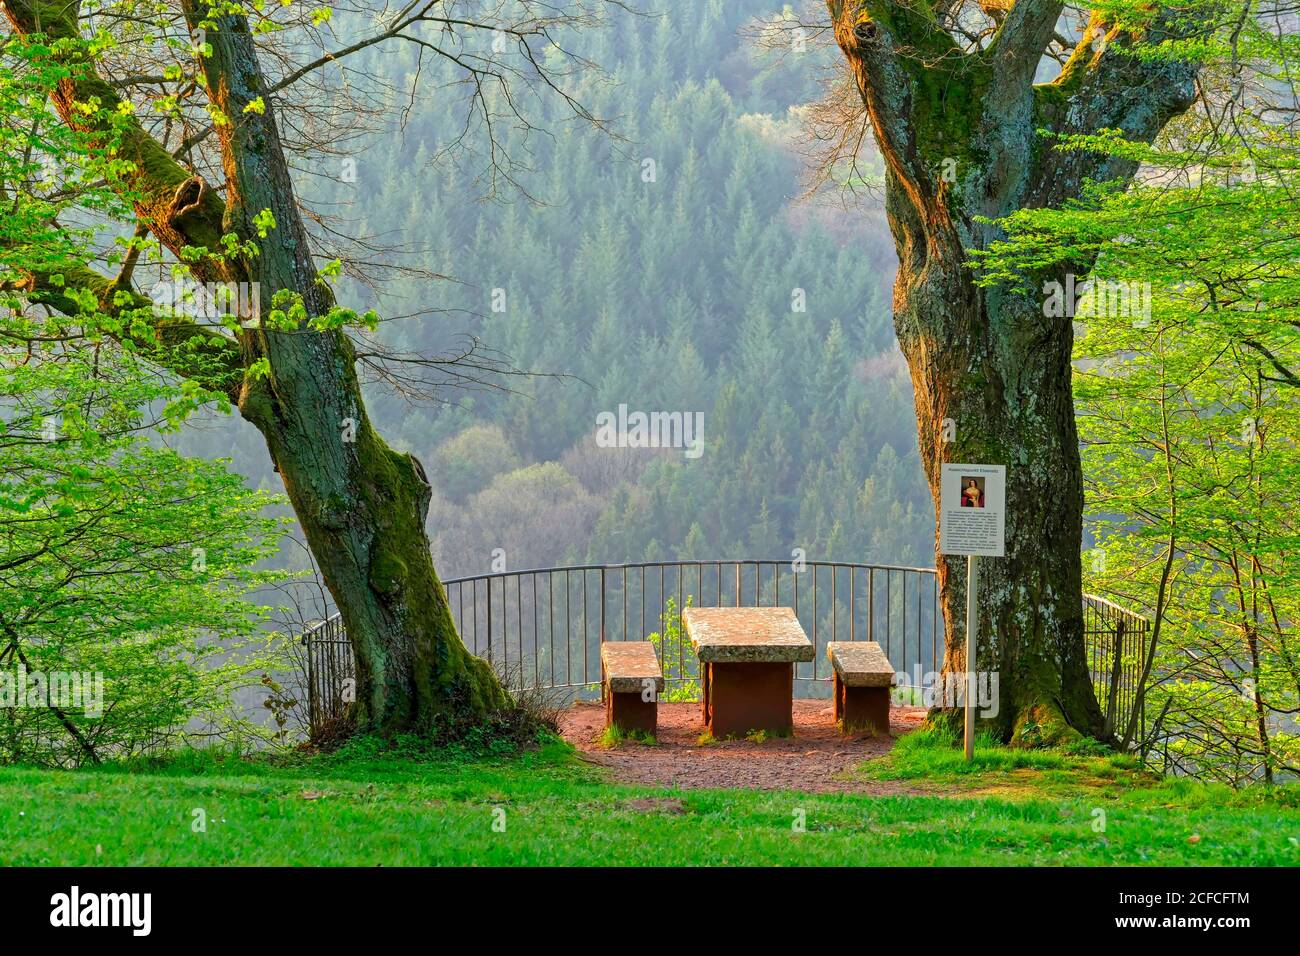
[825,1,1199,741]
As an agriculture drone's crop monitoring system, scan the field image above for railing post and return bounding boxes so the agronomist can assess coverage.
[868,567,874,644]
[303,630,317,738]
[1104,618,1126,738]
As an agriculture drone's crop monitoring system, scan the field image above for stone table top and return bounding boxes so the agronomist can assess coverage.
[682,607,814,663]
[826,641,896,687]
[600,641,664,694]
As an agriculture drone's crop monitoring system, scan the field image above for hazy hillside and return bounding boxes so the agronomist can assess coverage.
[182,1,933,584]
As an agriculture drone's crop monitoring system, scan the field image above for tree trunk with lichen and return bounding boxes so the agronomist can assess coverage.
[180,2,508,737]
[238,332,509,737]
[6,0,508,737]
[827,1,1198,742]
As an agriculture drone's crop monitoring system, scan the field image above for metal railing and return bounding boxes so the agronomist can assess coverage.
[1083,593,1150,742]
[301,559,940,733]
[300,558,1149,740]
[299,612,354,738]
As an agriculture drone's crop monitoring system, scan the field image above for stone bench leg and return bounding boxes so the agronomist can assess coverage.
[705,661,793,738]
[606,690,656,736]
[834,673,890,735]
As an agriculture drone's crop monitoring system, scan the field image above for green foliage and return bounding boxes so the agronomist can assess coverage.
[429,425,523,503]
[974,5,1299,785]
[598,725,656,747]
[0,35,291,765]
[647,598,699,703]
[868,726,1100,780]
[0,398,292,765]
[0,324,291,766]
[285,1,934,577]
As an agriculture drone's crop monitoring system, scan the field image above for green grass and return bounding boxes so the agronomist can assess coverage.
[0,733,1296,866]
[855,727,1149,798]
[598,725,657,747]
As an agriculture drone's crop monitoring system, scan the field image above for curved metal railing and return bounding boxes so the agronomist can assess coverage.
[299,558,1148,739]
[301,559,940,731]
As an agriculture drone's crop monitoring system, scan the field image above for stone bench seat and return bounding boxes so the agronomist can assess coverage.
[826,641,896,735]
[600,641,663,736]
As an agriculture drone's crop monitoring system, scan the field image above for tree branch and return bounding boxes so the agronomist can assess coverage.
[5,256,244,401]
[3,1,231,282]
[987,0,1063,92]
[1031,10,1201,208]
[180,0,330,312]
[826,1,964,207]
[1240,338,1300,387]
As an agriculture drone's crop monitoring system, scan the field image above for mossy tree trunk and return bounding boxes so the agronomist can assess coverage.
[7,0,508,735]
[827,2,1198,742]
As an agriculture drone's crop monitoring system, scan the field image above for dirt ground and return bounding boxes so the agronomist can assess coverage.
[559,699,929,794]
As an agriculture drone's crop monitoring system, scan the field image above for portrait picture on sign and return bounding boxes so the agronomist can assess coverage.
[939,464,1006,557]
[960,476,985,508]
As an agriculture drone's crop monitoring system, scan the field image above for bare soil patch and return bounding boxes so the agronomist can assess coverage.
[560,699,929,795]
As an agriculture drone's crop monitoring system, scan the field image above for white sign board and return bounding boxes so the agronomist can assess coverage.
[939,463,1006,557]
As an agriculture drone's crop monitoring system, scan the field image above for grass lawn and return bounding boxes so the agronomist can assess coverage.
[1,731,1295,866]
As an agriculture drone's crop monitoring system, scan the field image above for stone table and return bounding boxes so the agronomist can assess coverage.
[682,606,814,738]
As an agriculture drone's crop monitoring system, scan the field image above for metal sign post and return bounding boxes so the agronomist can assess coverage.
[964,554,978,762]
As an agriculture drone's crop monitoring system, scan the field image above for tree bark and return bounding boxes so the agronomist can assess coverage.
[827,2,1198,741]
[6,0,509,736]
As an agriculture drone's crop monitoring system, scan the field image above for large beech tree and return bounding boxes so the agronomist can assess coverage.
[2,0,602,736]
[823,1,1203,740]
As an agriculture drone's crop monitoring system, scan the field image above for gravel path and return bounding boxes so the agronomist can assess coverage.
[559,699,929,795]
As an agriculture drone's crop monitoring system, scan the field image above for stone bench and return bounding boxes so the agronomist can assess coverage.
[826,641,896,735]
[600,641,664,736]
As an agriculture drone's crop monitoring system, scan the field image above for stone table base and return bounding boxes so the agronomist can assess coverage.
[702,661,794,738]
